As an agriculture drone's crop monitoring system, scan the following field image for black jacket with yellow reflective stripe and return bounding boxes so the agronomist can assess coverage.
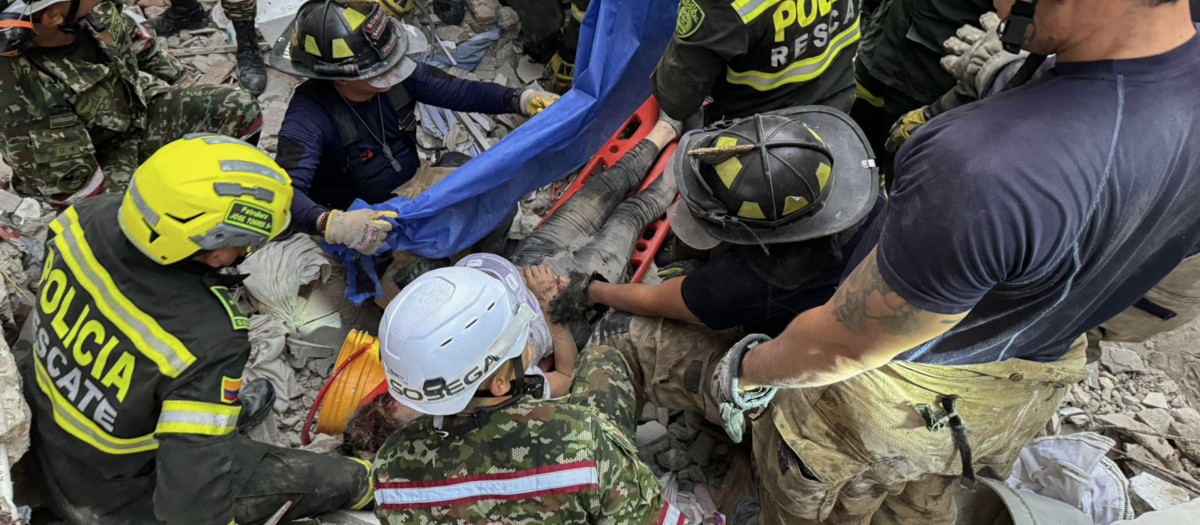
[17,194,252,525]
[652,0,861,124]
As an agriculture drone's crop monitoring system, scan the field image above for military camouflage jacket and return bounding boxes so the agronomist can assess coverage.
[0,1,186,198]
[372,348,685,525]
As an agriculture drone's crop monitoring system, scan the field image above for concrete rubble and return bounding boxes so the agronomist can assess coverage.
[1056,339,1200,518]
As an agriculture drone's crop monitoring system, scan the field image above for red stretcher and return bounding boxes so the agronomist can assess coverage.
[539,96,676,283]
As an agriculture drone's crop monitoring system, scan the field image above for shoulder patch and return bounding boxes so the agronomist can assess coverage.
[210,285,251,331]
[221,376,243,403]
[676,0,706,39]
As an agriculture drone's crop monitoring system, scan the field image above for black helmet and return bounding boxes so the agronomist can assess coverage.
[268,0,427,85]
[668,106,877,249]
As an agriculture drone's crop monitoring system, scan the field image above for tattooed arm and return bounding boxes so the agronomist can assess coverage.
[740,247,968,389]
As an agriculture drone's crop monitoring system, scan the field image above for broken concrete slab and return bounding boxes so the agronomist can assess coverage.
[436,25,472,44]
[1144,392,1171,409]
[635,421,668,448]
[197,56,236,85]
[516,55,542,84]
[466,0,500,32]
[1100,413,1182,472]
[1102,345,1147,375]
[1128,472,1192,513]
[1113,496,1200,524]
[0,190,20,214]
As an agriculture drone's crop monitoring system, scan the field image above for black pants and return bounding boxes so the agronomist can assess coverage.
[33,434,369,525]
[509,139,674,284]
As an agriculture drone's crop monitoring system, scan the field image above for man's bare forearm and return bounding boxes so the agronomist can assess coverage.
[587,279,699,322]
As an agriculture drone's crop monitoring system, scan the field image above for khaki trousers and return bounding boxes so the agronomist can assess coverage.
[599,316,1087,525]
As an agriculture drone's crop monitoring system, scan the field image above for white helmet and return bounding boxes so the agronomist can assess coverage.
[379,267,534,416]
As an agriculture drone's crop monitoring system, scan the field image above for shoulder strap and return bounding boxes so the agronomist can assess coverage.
[385,83,417,135]
[297,80,365,154]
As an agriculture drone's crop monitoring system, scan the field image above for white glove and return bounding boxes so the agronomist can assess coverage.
[939,12,1027,98]
[519,90,560,117]
[322,209,398,255]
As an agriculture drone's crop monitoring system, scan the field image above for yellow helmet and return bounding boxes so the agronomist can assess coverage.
[119,134,294,265]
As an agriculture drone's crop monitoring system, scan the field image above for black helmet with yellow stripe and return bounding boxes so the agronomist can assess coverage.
[668,106,877,250]
[267,0,427,85]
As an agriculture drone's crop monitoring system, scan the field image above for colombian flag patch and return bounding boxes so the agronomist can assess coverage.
[221,376,243,403]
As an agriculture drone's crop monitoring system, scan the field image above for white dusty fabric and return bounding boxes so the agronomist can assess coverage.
[0,335,31,465]
[245,315,297,412]
[240,235,333,334]
[1007,432,1134,524]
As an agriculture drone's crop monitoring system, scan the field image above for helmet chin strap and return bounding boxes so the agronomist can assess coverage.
[999,0,1037,54]
[57,0,104,34]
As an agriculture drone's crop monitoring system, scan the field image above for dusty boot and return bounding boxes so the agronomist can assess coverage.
[236,378,276,431]
[148,0,207,37]
[544,51,575,94]
[233,21,267,96]
[433,0,466,25]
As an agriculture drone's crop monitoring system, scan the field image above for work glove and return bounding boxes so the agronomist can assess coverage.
[322,209,399,255]
[940,12,1026,99]
[519,89,560,117]
[711,334,777,443]
[884,106,930,153]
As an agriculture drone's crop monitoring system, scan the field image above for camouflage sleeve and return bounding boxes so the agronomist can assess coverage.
[568,347,638,435]
[127,13,189,83]
[591,423,676,525]
[650,0,747,121]
[2,119,102,198]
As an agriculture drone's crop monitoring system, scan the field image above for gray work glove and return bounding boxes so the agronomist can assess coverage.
[940,12,1027,99]
[322,209,399,255]
[711,334,777,443]
[884,82,976,153]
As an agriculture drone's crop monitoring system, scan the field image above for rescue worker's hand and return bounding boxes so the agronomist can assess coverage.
[519,89,560,117]
[711,334,777,443]
[885,106,931,153]
[940,12,1026,98]
[322,209,399,255]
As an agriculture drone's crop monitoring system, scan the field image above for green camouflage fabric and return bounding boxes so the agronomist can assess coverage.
[0,1,260,198]
[223,0,257,24]
[372,347,676,525]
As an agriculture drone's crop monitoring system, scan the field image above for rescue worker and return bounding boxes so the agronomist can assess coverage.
[601,0,1200,522]
[14,135,374,524]
[0,0,261,204]
[269,0,558,256]
[566,108,878,338]
[544,0,590,93]
[850,0,992,157]
[370,267,683,524]
[652,0,863,128]
[146,0,267,95]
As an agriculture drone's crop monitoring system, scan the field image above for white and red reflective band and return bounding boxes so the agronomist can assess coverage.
[656,500,687,525]
[375,460,599,510]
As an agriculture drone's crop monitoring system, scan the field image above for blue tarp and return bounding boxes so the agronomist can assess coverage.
[327,0,679,305]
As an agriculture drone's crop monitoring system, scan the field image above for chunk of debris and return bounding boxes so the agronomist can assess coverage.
[1102,345,1148,374]
[498,6,520,32]
[1144,392,1171,410]
[436,25,472,44]
[1128,473,1192,513]
[466,0,500,32]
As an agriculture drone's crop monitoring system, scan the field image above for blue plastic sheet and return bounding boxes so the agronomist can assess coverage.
[327,0,679,305]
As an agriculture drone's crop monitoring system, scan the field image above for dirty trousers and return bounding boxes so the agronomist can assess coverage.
[99,85,262,188]
[510,139,674,283]
[35,432,369,525]
[598,315,1088,525]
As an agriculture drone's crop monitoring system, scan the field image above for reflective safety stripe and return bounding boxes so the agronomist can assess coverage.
[32,357,159,454]
[725,17,861,91]
[855,81,884,108]
[656,500,687,525]
[348,457,375,510]
[157,400,240,436]
[50,209,196,377]
[570,3,586,23]
[730,0,787,23]
[375,460,599,510]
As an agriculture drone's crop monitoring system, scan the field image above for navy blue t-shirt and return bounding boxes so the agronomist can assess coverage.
[848,29,1200,365]
[276,63,519,233]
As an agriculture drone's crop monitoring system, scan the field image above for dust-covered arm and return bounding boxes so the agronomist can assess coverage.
[740,247,968,389]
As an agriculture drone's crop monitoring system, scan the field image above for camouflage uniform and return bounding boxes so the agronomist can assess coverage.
[0,1,261,199]
[221,0,256,24]
[594,313,1088,525]
[372,347,685,525]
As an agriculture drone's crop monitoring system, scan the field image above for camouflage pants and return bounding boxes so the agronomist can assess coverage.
[222,0,257,24]
[571,345,639,435]
[100,85,262,188]
[595,315,1088,525]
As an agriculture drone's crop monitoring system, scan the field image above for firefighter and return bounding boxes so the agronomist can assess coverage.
[652,0,863,130]
[14,134,373,524]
